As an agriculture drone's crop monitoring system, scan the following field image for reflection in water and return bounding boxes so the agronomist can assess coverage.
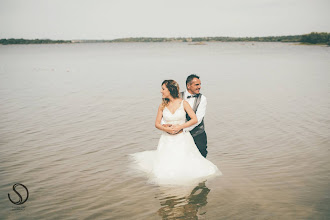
[157,181,210,219]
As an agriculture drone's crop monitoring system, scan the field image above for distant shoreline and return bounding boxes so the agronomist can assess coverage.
[1,32,329,45]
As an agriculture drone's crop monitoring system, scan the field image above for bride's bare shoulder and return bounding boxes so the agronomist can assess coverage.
[158,103,165,111]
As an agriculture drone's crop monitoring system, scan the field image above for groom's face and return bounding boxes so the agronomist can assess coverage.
[187,78,201,94]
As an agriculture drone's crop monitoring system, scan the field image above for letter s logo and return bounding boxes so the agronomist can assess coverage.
[8,183,29,205]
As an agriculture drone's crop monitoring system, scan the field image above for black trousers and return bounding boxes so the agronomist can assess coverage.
[192,131,208,158]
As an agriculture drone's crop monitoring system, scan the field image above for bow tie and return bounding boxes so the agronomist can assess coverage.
[187,95,198,98]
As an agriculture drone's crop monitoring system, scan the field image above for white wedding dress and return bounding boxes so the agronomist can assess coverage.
[130,101,222,185]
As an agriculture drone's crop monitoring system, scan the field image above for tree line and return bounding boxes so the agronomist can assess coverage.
[0,38,71,45]
[109,33,329,45]
[300,32,330,45]
[108,35,303,43]
[1,33,329,45]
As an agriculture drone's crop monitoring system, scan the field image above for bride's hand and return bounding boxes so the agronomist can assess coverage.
[171,125,183,134]
[163,126,176,135]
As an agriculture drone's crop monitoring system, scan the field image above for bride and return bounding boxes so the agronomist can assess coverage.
[130,80,222,185]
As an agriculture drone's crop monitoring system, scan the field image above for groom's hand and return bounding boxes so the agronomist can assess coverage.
[171,125,183,134]
[162,124,182,135]
[163,124,173,134]
[162,124,176,134]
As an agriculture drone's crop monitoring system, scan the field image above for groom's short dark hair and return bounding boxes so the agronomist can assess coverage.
[186,74,200,88]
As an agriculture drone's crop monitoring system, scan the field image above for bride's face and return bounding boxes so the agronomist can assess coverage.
[161,84,171,99]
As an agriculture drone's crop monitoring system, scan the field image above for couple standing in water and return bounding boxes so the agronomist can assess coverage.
[131,74,221,185]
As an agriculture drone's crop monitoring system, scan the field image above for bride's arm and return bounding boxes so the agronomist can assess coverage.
[155,104,176,134]
[172,101,198,133]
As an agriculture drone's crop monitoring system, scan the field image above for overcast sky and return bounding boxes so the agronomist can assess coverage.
[0,0,329,40]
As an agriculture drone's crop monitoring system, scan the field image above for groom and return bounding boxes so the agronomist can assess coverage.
[181,74,208,158]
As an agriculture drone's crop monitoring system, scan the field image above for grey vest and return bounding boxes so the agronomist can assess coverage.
[180,92,205,137]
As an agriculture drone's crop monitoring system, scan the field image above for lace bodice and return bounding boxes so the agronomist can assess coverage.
[162,101,186,125]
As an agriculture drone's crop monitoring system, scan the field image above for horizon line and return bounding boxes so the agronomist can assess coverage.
[1,32,329,41]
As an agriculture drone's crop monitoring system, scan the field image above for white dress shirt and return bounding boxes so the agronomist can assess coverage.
[183,90,207,133]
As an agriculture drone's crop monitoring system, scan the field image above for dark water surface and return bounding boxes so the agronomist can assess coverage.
[0,42,329,219]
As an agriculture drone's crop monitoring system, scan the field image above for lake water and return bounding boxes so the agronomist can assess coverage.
[0,42,329,219]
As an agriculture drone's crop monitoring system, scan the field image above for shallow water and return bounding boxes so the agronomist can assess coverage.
[0,42,329,219]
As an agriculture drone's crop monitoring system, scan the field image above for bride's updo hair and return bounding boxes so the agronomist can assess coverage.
[161,80,180,109]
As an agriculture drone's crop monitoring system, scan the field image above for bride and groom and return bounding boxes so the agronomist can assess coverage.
[131,74,221,185]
